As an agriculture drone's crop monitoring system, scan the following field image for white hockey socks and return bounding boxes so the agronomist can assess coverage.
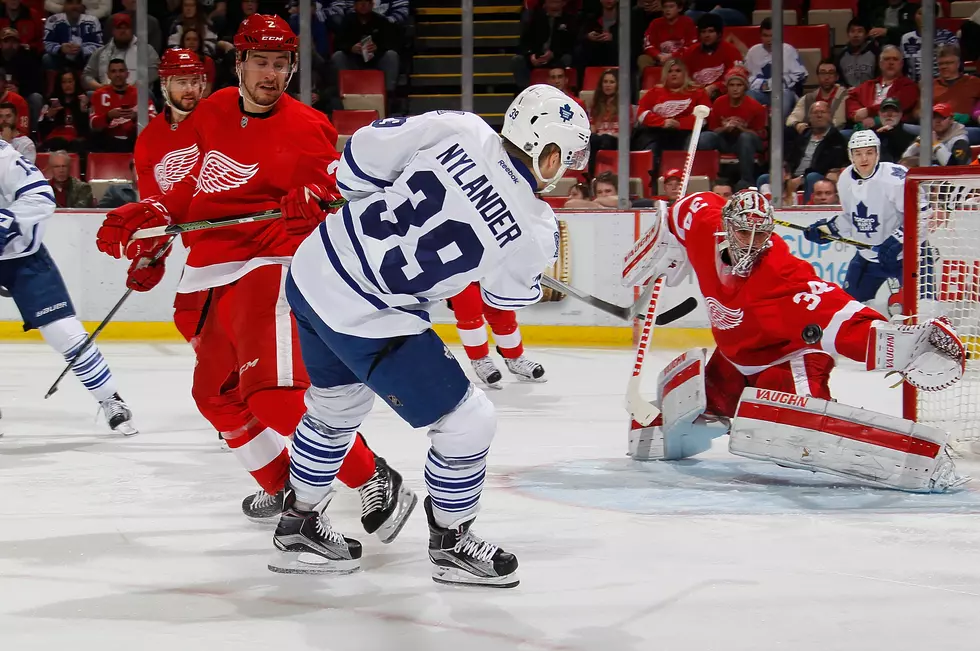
[39,317,118,402]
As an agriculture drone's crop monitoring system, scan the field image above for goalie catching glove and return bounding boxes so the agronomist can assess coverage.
[280,182,342,236]
[867,316,965,391]
[97,199,171,260]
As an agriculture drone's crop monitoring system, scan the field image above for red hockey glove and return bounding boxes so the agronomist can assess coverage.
[97,198,170,260]
[280,182,342,236]
[125,248,170,292]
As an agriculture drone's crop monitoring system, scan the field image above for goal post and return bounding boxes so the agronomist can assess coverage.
[903,167,980,455]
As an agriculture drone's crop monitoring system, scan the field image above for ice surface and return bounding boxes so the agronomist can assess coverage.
[1,343,979,651]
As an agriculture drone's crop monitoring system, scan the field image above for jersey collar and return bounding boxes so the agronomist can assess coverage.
[850,162,880,181]
[508,154,538,194]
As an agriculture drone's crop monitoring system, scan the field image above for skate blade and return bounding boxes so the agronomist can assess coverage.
[376,488,418,544]
[244,514,280,525]
[268,551,361,575]
[431,565,519,589]
[510,372,547,384]
[114,422,139,437]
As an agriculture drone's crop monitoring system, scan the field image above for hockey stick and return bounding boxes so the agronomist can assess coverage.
[43,237,177,399]
[130,199,349,240]
[773,218,873,250]
[539,273,697,324]
[625,104,710,425]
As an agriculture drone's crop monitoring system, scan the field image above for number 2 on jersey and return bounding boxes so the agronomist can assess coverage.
[360,170,485,294]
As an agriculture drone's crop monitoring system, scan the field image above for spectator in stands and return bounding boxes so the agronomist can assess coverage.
[332,0,399,96]
[167,0,219,56]
[587,68,634,176]
[700,66,765,190]
[83,13,158,91]
[579,0,620,70]
[767,101,848,204]
[810,178,839,205]
[962,8,980,63]
[933,45,980,138]
[89,58,155,152]
[868,0,917,47]
[0,67,27,135]
[118,0,162,54]
[711,180,733,199]
[42,0,103,81]
[222,0,257,40]
[846,45,918,128]
[98,158,137,207]
[287,0,329,58]
[0,101,33,161]
[630,0,662,70]
[371,0,409,26]
[0,0,43,53]
[548,66,584,109]
[46,149,93,208]
[859,96,915,163]
[633,57,710,172]
[901,102,972,167]
[180,27,215,96]
[513,0,576,91]
[0,28,41,121]
[837,18,878,89]
[661,167,681,202]
[760,162,799,206]
[745,18,806,120]
[564,172,619,209]
[638,0,696,72]
[679,12,742,100]
[568,182,591,200]
[900,5,957,83]
[38,68,88,151]
[787,58,847,135]
[45,1,109,20]
[684,1,750,27]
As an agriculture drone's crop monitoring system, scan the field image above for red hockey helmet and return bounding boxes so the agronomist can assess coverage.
[159,48,205,79]
[234,14,298,54]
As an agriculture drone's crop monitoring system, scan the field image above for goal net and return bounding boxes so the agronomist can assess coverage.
[904,171,980,455]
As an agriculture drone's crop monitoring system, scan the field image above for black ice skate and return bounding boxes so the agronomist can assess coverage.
[242,488,285,523]
[471,356,503,388]
[424,497,519,588]
[500,351,545,382]
[358,456,418,543]
[268,489,361,575]
[100,393,138,436]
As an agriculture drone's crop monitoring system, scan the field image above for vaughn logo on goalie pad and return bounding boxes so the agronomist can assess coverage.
[704,296,743,330]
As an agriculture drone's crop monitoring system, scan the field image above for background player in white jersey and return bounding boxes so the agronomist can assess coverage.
[803,131,906,306]
[0,141,136,434]
[269,86,590,587]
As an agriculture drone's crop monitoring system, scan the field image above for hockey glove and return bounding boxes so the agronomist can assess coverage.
[126,249,169,292]
[280,182,342,236]
[0,209,19,256]
[876,227,904,276]
[802,218,840,244]
[97,198,170,260]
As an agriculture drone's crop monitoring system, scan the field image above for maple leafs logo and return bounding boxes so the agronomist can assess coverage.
[705,296,744,331]
[153,143,199,192]
[851,201,880,236]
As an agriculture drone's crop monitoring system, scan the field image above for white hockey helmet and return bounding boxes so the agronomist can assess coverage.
[501,84,591,192]
[720,189,775,277]
[848,129,881,163]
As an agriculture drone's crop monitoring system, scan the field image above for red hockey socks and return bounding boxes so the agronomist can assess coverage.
[484,304,523,358]
[336,433,376,488]
[224,419,289,495]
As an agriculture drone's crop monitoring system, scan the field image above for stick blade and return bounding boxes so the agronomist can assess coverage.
[654,296,698,326]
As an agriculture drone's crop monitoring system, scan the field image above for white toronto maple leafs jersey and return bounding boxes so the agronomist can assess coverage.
[288,111,559,339]
[833,162,906,261]
[0,140,56,261]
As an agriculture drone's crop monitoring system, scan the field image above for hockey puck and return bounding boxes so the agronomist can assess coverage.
[802,324,823,345]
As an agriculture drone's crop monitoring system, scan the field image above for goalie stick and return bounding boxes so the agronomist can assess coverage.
[625,104,710,425]
[44,236,177,399]
[539,274,696,324]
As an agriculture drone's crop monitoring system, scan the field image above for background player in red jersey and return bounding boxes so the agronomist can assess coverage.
[90,58,156,152]
[94,16,417,541]
[624,189,967,491]
[449,282,545,388]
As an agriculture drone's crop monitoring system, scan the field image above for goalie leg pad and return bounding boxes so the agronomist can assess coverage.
[866,318,965,392]
[728,388,970,493]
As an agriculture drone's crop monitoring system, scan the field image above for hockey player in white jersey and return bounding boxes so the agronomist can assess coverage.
[267,85,590,587]
[0,141,136,434]
[803,131,907,305]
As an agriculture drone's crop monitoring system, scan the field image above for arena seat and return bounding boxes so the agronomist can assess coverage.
[529,67,577,90]
[339,70,386,119]
[332,109,379,151]
[594,150,655,198]
[751,10,799,25]
[661,149,719,182]
[86,153,131,182]
[36,152,81,180]
[952,1,980,19]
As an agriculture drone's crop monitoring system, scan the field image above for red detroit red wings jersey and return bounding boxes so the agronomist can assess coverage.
[667,192,885,372]
[134,110,200,198]
[637,86,711,129]
[680,41,744,92]
[154,87,340,292]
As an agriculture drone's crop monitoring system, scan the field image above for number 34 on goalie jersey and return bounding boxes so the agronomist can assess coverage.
[289,111,561,338]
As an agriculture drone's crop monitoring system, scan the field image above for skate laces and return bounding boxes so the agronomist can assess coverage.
[97,395,129,425]
[472,357,499,377]
[358,466,388,518]
[454,530,498,563]
[505,355,538,374]
[251,489,278,510]
[314,514,347,546]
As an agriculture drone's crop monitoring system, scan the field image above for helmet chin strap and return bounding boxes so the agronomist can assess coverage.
[534,158,568,194]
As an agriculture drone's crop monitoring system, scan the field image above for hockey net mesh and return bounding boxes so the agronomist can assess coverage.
[907,177,980,454]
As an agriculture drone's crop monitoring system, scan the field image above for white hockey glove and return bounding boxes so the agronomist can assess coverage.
[867,316,966,391]
[622,204,690,288]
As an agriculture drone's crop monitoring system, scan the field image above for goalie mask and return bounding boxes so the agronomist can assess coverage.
[501,84,591,193]
[720,189,774,277]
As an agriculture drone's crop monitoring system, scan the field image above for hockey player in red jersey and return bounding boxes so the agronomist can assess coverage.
[449,282,545,388]
[95,16,417,538]
[625,189,968,492]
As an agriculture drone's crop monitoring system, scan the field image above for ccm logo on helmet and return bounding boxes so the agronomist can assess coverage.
[262,35,284,41]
